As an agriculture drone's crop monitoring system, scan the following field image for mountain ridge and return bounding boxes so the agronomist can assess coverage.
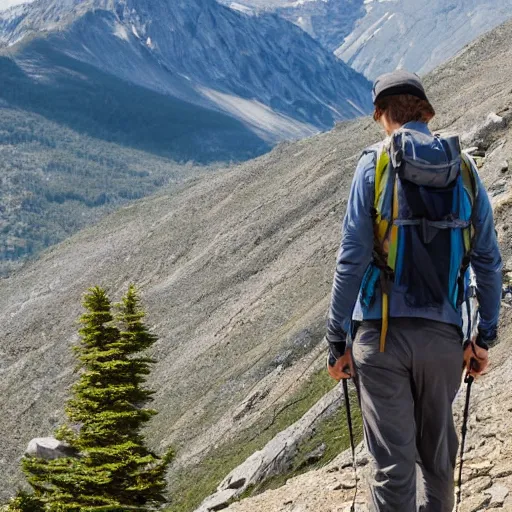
[219,0,512,80]
[0,0,371,271]
[0,0,372,139]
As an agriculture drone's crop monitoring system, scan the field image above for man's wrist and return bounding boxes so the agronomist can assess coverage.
[477,326,497,348]
[475,334,489,351]
[328,339,346,357]
[326,319,348,365]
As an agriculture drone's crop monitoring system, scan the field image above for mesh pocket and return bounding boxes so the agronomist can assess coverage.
[398,226,451,308]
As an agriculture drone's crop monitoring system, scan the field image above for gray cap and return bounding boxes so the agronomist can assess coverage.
[372,70,428,104]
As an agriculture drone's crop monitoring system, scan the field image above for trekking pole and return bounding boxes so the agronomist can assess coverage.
[343,377,357,512]
[457,270,478,509]
[456,370,474,510]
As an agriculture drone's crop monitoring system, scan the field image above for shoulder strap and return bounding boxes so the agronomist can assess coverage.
[460,152,478,204]
[372,144,399,270]
[460,153,478,253]
[370,144,396,353]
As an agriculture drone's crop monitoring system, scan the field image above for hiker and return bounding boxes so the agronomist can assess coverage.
[326,70,502,511]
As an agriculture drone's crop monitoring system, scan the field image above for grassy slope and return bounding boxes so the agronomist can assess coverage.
[166,369,362,512]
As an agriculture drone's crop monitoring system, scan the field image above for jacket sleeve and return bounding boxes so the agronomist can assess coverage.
[327,152,376,343]
[469,164,503,342]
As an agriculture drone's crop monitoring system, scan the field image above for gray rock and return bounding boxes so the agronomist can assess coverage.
[463,476,492,498]
[490,178,508,197]
[486,483,509,507]
[196,489,238,512]
[25,437,77,461]
[466,460,494,479]
[460,493,491,512]
[194,384,343,511]
[462,112,507,149]
[490,462,512,479]
[302,443,326,465]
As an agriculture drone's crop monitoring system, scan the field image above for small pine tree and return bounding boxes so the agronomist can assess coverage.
[22,286,172,511]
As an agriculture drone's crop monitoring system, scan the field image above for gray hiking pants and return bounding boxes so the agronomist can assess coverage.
[352,318,464,512]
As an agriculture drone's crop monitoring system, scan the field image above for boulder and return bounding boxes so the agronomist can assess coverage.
[195,489,238,512]
[486,483,509,507]
[462,112,507,149]
[25,437,77,460]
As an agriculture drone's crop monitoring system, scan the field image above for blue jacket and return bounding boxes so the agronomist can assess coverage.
[328,121,502,343]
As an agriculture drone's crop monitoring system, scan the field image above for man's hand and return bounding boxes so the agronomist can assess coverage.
[327,347,354,381]
[463,338,489,378]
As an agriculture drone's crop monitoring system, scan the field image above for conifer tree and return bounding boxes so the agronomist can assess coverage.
[22,286,172,511]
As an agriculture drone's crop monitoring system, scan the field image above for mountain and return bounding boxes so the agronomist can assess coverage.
[1,16,511,509]
[223,0,365,52]
[220,0,512,80]
[0,41,258,274]
[0,0,372,273]
[0,0,372,140]
[334,0,512,79]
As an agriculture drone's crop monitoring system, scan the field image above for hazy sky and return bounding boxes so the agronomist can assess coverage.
[0,0,32,9]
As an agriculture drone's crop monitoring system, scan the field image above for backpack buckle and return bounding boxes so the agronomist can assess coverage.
[421,218,439,244]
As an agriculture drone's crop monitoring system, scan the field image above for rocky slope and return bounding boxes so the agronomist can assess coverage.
[0,14,511,510]
[223,303,512,512]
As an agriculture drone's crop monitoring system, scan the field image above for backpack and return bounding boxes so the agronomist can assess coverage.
[360,130,478,351]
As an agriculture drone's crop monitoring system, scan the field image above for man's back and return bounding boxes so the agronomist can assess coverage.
[328,121,502,341]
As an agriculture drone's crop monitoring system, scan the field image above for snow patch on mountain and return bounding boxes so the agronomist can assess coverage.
[228,2,255,14]
[0,0,33,10]
[113,21,129,41]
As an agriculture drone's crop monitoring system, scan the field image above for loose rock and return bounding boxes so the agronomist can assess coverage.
[459,494,491,512]
[486,484,509,507]
[25,437,77,461]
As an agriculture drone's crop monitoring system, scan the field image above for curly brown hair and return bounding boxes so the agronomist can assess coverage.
[373,94,436,125]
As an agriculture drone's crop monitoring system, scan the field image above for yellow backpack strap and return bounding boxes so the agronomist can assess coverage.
[460,153,478,253]
[373,146,394,353]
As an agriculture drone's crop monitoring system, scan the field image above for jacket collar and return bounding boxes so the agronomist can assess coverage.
[400,121,432,135]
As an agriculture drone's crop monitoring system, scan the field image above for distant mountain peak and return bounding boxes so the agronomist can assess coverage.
[219,0,512,79]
